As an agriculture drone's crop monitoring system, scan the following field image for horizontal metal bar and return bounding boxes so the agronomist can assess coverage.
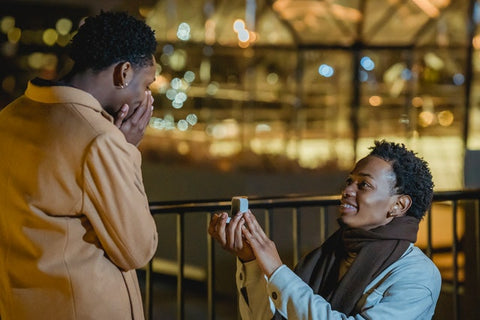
[149,190,480,215]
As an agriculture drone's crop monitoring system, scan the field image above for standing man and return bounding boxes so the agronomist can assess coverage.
[0,11,158,319]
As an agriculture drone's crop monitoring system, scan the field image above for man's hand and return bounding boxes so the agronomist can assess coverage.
[114,90,154,146]
[241,211,283,277]
[208,211,256,262]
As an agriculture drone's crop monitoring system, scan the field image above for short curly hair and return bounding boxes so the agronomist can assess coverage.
[368,140,434,219]
[68,11,156,72]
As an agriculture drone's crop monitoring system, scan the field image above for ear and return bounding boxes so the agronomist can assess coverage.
[389,195,412,217]
[113,62,133,88]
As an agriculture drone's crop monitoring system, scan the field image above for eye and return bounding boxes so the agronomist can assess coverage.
[345,177,353,186]
[358,181,371,189]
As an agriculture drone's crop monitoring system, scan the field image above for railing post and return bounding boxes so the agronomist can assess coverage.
[427,207,433,259]
[177,213,185,320]
[452,201,459,320]
[476,199,480,301]
[292,208,300,266]
[144,259,153,320]
[207,213,215,320]
[319,206,326,245]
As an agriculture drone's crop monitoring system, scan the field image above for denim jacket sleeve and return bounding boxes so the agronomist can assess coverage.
[237,245,441,320]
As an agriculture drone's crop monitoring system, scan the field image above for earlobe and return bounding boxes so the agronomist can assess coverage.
[113,62,132,89]
[395,195,412,217]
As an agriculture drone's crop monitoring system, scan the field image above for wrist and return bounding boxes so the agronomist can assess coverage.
[265,262,283,278]
[238,256,256,263]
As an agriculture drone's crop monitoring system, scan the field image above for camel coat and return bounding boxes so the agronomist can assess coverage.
[0,80,158,319]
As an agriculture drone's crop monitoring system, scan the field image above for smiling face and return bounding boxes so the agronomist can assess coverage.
[339,155,401,230]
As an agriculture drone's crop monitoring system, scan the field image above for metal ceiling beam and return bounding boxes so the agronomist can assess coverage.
[265,0,302,46]
[364,0,410,43]
[411,0,455,43]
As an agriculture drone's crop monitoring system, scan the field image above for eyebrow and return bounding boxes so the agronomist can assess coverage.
[350,172,374,179]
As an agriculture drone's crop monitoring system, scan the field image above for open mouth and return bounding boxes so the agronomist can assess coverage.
[339,202,358,215]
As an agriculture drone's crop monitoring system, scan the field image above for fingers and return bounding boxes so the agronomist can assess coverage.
[118,91,154,146]
[128,91,153,125]
[207,213,220,236]
[243,210,266,239]
[114,104,129,128]
[208,212,228,246]
[208,212,245,251]
[225,212,244,250]
[241,211,283,277]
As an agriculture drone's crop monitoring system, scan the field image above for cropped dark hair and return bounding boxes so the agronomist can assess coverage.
[368,140,434,219]
[68,11,156,72]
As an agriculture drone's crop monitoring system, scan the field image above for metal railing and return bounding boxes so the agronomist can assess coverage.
[143,190,480,320]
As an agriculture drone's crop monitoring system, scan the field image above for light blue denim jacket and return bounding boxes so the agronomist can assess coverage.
[236,244,441,320]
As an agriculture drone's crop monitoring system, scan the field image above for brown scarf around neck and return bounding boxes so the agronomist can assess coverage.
[272,215,419,319]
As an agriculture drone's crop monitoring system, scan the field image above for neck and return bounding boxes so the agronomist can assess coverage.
[62,68,112,107]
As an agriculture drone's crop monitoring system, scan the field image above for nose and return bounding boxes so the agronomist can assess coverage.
[342,185,356,198]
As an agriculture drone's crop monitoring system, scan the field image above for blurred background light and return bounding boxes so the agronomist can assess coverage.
[318,64,334,77]
[0,16,15,34]
[177,22,191,41]
[453,73,465,86]
[177,119,189,131]
[42,28,58,46]
[7,27,21,44]
[55,18,72,36]
[360,56,375,71]
[186,113,198,126]
[369,95,383,107]
[184,70,195,83]
[438,110,454,127]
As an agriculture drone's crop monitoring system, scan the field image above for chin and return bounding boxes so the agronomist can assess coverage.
[339,215,352,226]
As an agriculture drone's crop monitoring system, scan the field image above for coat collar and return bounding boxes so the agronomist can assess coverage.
[24,78,114,122]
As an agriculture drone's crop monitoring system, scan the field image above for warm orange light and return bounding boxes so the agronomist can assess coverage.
[369,95,383,107]
[412,0,440,18]
[418,111,435,127]
[238,40,250,48]
[438,110,454,127]
[473,35,480,49]
[205,19,216,45]
[412,96,423,108]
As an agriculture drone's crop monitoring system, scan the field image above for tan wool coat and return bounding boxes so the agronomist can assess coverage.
[0,80,158,319]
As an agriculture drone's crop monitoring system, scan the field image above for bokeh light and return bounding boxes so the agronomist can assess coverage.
[184,70,196,83]
[55,18,72,36]
[438,110,454,126]
[360,56,375,71]
[453,73,464,86]
[412,96,424,108]
[418,111,435,127]
[42,29,58,46]
[369,95,383,107]
[186,114,198,126]
[7,28,21,44]
[318,64,334,77]
[177,22,191,41]
[0,16,15,34]
[177,119,189,131]
[266,72,279,85]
